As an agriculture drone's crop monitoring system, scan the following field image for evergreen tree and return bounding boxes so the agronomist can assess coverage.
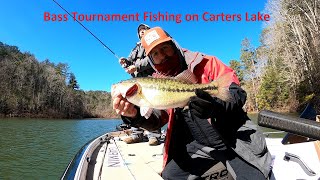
[68,73,80,90]
[229,60,244,84]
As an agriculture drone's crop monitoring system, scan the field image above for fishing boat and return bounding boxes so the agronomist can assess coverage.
[61,105,320,180]
[61,130,165,180]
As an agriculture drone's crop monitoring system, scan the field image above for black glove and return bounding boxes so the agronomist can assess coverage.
[180,89,227,150]
[189,83,247,119]
[184,84,248,148]
[188,89,224,119]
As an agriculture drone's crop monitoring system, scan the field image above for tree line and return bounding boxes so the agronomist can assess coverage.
[0,42,117,119]
[230,0,319,113]
[1,0,318,118]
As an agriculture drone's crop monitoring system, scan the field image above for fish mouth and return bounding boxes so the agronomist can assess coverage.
[126,84,138,97]
[111,83,138,99]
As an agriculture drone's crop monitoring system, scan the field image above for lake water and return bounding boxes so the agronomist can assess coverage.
[0,118,122,179]
[0,114,284,179]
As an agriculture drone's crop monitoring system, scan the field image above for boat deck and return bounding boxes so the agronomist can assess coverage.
[94,137,164,180]
[267,138,320,180]
[92,137,320,180]
[70,132,320,180]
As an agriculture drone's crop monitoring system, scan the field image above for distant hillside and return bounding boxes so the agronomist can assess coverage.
[0,42,118,119]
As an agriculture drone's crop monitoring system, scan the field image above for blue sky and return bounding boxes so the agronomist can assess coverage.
[0,0,269,92]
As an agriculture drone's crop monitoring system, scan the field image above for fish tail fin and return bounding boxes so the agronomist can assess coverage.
[208,72,234,102]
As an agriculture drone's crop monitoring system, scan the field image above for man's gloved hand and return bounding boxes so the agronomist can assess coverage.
[183,84,247,149]
[188,89,224,119]
[179,90,227,149]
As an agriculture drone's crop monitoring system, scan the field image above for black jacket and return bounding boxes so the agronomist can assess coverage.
[127,42,154,77]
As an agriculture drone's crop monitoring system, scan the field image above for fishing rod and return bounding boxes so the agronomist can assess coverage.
[52,0,120,60]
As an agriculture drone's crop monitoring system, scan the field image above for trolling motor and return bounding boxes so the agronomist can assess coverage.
[258,110,320,140]
[259,109,319,177]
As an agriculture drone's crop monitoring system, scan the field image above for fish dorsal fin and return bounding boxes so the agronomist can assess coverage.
[175,69,198,84]
[152,72,172,79]
[152,70,197,84]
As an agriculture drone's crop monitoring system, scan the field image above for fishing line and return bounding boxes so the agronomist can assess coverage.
[52,0,119,59]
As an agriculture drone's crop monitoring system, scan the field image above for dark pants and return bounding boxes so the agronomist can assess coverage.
[162,151,265,180]
[164,110,266,179]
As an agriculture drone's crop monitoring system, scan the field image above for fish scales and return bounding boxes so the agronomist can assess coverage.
[135,77,219,93]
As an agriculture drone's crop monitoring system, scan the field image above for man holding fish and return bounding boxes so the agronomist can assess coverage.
[112,27,272,179]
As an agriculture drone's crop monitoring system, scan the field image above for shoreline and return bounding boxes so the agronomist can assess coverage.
[0,113,120,120]
[1,109,295,120]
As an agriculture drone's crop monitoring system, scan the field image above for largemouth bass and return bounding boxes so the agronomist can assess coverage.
[111,71,233,110]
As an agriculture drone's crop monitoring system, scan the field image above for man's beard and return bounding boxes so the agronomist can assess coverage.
[153,53,181,76]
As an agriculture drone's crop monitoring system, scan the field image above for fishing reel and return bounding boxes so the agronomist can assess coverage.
[120,58,133,68]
